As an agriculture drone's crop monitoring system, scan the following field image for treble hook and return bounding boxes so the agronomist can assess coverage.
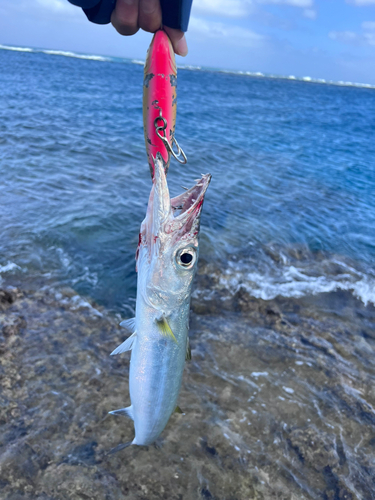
[153,110,187,165]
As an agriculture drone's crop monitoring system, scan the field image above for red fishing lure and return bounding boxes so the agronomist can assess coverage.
[143,29,186,179]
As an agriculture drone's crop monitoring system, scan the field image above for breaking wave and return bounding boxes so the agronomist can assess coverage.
[1,44,374,89]
[197,249,375,308]
[0,44,112,63]
[0,45,33,52]
[0,262,21,274]
[0,262,21,285]
[131,59,145,65]
[42,49,110,62]
[221,265,375,306]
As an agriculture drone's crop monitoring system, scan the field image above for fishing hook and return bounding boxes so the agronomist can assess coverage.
[154,111,187,165]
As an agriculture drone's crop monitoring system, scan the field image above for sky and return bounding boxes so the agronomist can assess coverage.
[1,0,375,84]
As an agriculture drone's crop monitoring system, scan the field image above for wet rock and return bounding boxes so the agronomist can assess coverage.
[0,288,22,310]
[1,280,375,499]
[2,316,27,338]
[0,289,16,307]
[289,427,340,472]
[62,441,98,466]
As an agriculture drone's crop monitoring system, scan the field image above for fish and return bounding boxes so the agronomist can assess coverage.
[109,154,211,450]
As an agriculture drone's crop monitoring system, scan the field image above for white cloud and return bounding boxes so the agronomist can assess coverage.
[192,0,252,17]
[348,0,375,5]
[37,0,78,14]
[364,32,375,44]
[189,16,265,46]
[192,0,315,19]
[362,21,375,30]
[259,0,313,7]
[330,24,375,46]
[329,31,358,43]
[303,8,317,19]
[0,0,83,21]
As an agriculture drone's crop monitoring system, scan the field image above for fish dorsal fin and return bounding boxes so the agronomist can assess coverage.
[119,317,136,332]
[156,315,177,343]
[174,406,184,414]
[111,332,137,355]
[108,405,134,420]
[186,337,192,361]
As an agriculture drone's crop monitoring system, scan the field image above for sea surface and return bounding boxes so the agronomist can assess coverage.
[1,44,375,313]
[1,45,375,500]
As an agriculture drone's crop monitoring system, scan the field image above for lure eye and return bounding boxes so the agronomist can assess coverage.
[176,248,197,268]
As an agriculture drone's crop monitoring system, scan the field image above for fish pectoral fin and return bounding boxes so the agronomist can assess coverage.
[156,316,177,344]
[119,317,136,333]
[174,406,184,414]
[186,337,192,361]
[108,405,134,420]
[111,332,137,355]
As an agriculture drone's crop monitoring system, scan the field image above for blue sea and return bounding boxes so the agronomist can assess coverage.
[0,44,374,313]
[2,44,375,499]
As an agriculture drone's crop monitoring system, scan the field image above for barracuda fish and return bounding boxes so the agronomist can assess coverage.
[109,155,211,449]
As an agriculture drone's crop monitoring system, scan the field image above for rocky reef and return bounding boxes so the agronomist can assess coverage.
[1,276,375,499]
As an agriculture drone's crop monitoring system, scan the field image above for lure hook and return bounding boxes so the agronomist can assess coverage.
[154,111,187,165]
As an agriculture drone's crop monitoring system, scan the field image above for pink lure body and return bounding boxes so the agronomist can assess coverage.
[143,30,177,179]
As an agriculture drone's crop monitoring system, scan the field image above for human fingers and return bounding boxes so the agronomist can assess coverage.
[111,0,139,36]
[138,0,162,33]
[164,26,188,57]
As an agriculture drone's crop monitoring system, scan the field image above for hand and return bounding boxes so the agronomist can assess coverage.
[111,0,188,56]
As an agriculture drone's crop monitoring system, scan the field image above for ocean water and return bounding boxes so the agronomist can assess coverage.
[1,45,374,313]
[2,45,375,499]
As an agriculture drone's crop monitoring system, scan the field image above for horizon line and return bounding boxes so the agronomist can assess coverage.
[1,42,374,91]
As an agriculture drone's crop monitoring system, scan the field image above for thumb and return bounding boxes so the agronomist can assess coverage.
[164,26,188,57]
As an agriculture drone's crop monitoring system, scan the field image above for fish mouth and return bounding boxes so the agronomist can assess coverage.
[164,172,211,241]
[171,174,212,219]
[143,155,211,251]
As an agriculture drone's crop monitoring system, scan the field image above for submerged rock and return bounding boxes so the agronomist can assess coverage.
[0,282,375,499]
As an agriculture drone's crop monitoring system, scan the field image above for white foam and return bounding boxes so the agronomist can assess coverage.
[131,59,145,66]
[246,268,375,306]
[178,65,202,71]
[251,372,269,378]
[70,295,103,317]
[350,278,375,307]
[0,44,111,62]
[211,261,375,307]
[42,50,109,62]
[0,44,34,52]
[283,387,295,394]
[0,262,21,273]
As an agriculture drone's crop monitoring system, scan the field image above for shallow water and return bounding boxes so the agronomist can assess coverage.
[1,46,375,312]
[1,45,375,499]
[1,277,375,499]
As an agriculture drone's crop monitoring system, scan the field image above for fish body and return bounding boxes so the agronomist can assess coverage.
[143,29,177,178]
[127,277,190,445]
[110,156,211,446]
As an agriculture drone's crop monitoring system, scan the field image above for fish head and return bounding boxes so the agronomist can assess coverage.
[137,155,211,311]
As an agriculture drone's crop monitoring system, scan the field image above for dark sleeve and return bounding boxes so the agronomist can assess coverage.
[67,0,193,30]
[160,0,193,32]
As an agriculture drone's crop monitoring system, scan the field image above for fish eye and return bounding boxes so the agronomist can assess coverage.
[176,248,197,268]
